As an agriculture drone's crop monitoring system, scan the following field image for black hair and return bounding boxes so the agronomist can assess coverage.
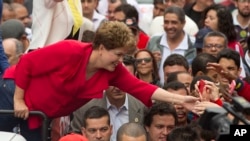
[191,53,217,76]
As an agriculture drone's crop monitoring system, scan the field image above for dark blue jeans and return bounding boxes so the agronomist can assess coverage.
[0,78,42,141]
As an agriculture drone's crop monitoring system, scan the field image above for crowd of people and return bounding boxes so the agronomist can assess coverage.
[0,0,250,141]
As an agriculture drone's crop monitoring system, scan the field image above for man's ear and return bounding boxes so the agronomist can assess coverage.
[21,35,30,51]
[145,125,149,132]
[98,44,105,51]
[238,67,242,77]
[98,44,105,56]
[81,127,87,136]
[110,125,113,135]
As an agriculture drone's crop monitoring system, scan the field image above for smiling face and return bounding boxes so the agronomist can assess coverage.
[163,13,185,40]
[135,51,154,76]
[167,88,188,125]
[99,45,126,72]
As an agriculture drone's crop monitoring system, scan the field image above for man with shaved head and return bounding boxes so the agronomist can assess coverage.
[117,123,147,141]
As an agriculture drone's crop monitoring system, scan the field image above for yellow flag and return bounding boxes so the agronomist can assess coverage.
[68,0,83,36]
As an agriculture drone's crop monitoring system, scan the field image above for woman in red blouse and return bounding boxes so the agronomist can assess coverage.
[13,21,199,131]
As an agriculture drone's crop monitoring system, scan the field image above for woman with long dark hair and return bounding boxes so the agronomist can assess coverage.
[134,49,161,86]
[201,4,244,57]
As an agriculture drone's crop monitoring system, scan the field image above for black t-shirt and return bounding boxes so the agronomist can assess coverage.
[184,2,203,29]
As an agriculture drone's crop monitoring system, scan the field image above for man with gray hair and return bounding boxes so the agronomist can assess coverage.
[202,31,228,57]
[147,6,196,86]
[116,122,146,141]
[194,30,228,56]
[3,38,24,66]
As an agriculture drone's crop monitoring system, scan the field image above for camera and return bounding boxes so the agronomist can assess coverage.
[198,96,250,141]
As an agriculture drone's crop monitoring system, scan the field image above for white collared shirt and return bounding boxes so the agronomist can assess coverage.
[92,10,106,31]
[159,32,191,85]
[232,12,249,29]
[106,94,129,141]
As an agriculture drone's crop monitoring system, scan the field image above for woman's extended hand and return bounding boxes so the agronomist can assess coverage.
[182,95,200,112]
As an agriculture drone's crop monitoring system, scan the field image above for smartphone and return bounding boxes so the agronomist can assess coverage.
[198,79,205,100]
[198,79,205,94]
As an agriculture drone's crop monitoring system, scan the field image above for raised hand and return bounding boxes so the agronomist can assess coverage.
[206,62,237,82]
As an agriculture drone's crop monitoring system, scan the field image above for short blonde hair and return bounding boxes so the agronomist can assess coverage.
[93,21,136,53]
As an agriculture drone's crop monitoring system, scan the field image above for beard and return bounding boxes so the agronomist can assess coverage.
[238,9,250,18]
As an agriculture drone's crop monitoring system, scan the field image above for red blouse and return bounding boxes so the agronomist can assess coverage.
[14,40,158,128]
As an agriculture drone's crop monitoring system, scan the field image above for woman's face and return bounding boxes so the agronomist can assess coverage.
[135,51,153,75]
[100,45,126,72]
[204,10,218,31]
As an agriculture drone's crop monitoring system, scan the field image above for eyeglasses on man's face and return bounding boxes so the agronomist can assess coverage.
[135,57,152,64]
[203,44,224,49]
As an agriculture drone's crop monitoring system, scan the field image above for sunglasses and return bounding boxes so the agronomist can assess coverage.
[135,58,152,64]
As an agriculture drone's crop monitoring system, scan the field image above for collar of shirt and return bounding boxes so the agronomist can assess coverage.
[92,10,105,22]
[160,32,189,50]
[232,13,249,29]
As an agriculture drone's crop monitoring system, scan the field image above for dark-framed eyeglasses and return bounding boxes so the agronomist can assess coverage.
[135,58,152,64]
[204,44,224,49]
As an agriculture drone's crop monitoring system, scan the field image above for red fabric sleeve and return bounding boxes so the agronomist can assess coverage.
[137,31,149,49]
[228,41,244,57]
[108,64,158,107]
[211,99,223,106]
[236,80,250,102]
[15,40,91,90]
[3,65,16,79]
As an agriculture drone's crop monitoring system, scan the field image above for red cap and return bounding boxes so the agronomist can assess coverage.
[59,133,88,141]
